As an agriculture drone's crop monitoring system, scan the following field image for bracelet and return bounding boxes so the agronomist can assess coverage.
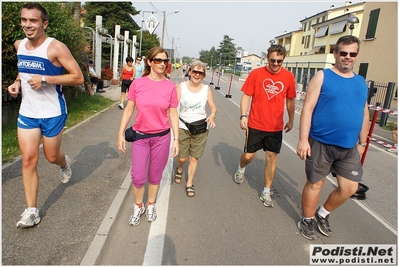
[211,112,216,118]
[240,114,247,120]
[358,142,367,147]
[173,137,180,141]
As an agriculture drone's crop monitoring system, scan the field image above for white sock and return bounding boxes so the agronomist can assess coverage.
[318,206,330,218]
[27,207,38,213]
[262,187,270,194]
[238,164,245,173]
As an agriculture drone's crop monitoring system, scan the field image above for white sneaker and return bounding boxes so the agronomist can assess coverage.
[260,191,274,207]
[60,155,72,183]
[145,203,157,222]
[129,204,145,226]
[387,147,397,153]
[118,103,124,110]
[234,167,245,184]
[16,208,41,228]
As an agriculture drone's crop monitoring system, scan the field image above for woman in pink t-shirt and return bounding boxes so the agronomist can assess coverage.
[117,47,179,227]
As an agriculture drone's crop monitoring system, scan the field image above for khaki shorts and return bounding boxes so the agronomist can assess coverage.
[305,137,363,183]
[178,128,209,159]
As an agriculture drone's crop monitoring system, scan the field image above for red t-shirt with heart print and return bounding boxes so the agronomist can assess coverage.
[241,67,296,132]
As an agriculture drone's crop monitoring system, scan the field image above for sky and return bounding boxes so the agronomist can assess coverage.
[131,1,346,58]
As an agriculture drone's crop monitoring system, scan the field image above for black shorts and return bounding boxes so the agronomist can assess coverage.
[305,137,363,183]
[244,127,282,154]
[121,80,132,93]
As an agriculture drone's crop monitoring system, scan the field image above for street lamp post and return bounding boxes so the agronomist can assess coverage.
[269,39,276,47]
[210,55,213,70]
[347,15,359,35]
[161,10,180,47]
[171,37,180,63]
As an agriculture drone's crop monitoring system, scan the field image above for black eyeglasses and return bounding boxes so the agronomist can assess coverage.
[152,58,169,64]
[339,51,358,57]
[136,58,142,61]
[269,59,284,64]
[191,70,204,75]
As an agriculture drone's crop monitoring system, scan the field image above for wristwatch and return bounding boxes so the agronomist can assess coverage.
[240,115,247,120]
[41,75,47,85]
[358,142,367,147]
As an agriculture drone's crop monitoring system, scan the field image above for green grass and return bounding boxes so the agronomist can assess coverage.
[2,90,116,164]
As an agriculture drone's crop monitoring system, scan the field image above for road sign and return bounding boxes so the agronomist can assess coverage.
[145,14,159,35]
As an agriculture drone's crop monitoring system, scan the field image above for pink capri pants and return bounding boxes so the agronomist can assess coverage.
[130,132,171,188]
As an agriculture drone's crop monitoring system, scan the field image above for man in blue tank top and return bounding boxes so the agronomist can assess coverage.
[296,35,369,240]
[7,3,83,228]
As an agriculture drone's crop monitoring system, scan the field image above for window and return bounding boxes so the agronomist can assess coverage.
[314,25,329,37]
[304,35,310,49]
[303,22,307,32]
[358,63,369,79]
[308,21,311,31]
[366,8,380,39]
[329,20,347,35]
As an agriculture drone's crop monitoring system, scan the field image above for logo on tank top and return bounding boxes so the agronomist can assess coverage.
[263,78,284,100]
[17,60,45,71]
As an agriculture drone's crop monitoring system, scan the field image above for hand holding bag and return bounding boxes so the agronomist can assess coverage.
[179,117,207,135]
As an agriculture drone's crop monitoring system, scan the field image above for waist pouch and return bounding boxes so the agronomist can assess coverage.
[125,127,170,142]
[179,117,207,135]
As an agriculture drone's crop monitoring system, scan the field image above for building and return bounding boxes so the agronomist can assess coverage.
[274,1,397,95]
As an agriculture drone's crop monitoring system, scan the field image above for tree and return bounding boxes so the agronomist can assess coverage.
[199,46,218,68]
[82,2,160,60]
[83,2,140,37]
[217,35,236,68]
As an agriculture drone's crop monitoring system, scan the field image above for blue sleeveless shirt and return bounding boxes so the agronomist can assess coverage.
[310,69,367,148]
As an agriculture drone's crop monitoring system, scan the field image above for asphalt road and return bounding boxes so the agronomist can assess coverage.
[2,69,397,265]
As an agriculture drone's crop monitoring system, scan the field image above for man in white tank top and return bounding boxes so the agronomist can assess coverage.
[7,3,83,229]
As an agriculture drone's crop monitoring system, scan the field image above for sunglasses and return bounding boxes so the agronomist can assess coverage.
[152,58,169,64]
[136,58,142,61]
[339,51,358,57]
[269,59,284,64]
[191,70,204,75]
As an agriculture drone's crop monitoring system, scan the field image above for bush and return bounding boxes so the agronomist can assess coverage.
[101,64,113,80]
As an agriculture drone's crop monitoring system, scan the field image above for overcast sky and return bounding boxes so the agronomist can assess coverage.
[131,1,347,58]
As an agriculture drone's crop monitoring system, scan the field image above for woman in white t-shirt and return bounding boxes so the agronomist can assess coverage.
[174,60,217,197]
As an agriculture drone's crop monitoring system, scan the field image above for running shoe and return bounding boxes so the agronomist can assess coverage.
[315,208,332,236]
[297,218,317,240]
[145,203,157,222]
[234,168,245,184]
[16,208,41,228]
[129,204,145,226]
[60,155,72,183]
[260,191,274,207]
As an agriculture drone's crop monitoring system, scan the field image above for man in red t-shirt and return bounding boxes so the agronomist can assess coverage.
[234,44,296,208]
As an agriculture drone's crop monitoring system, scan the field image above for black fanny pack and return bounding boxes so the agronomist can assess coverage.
[125,127,170,142]
[179,117,207,135]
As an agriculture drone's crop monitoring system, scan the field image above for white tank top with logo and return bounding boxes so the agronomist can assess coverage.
[17,37,66,118]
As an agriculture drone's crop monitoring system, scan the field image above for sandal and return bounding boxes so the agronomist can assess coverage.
[186,185,195,197]
[174,168,182,184]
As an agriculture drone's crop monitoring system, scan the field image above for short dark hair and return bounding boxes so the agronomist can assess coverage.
[88,60,93,64]
[267,44,286,59]
[335,35,361,52]
[21,2,48,22]
[126,56,133,63]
